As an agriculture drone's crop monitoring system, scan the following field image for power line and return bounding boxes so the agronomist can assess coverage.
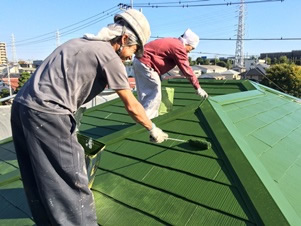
[192,51,235,56]
[134,0,210,5]
[200,38,301,40]
[7,6,121,47]
[260,73,287,94]
[122,0,284,8]
[150,36,301,41]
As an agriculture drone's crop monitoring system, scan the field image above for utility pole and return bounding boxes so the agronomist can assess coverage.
[6,64,13,96]
[56,30,61,47]
[234,0,245,71]
[130,0,133,8]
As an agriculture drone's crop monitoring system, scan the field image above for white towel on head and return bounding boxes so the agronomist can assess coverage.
[180,28,199,49]
[83,23,138,45]
[83,23,124,41]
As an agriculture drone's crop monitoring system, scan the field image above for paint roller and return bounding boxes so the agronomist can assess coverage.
[166,137,211,150]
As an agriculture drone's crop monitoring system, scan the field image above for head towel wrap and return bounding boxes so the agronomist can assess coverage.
[179,28,199,49]
[83,22,139,46]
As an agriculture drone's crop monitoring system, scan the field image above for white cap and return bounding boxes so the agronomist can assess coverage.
[181,28,199,49]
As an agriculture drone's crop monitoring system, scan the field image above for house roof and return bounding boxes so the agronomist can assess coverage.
[222,69,240,75]
[2,78,19,90]
[1,79,301,225]
[241,67,266,78]
[192,65,228,71]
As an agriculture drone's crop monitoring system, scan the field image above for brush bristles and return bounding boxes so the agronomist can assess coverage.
[188,139,211,150]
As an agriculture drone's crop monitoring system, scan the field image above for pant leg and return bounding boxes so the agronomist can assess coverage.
[11,102,52,226]
[11,102,98,226]
[133,58,162,119]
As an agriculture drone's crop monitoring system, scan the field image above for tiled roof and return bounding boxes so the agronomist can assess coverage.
[1,79,300,225]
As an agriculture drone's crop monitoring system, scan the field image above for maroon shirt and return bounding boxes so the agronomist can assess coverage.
[138,38,200,89]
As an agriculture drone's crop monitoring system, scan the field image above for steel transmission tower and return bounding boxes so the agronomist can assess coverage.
[11,33,17,65]
[234,0,245,70]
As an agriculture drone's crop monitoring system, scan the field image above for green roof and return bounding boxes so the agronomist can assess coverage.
[1,79,300,225]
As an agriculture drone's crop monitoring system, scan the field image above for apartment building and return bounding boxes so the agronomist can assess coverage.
[0,42,7,65]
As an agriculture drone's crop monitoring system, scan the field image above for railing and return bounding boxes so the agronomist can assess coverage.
[0,94,16,104]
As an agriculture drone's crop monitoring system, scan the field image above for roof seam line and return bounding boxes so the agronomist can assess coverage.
[124,138,219,160]
[105,150,233,187]
[0,192,34,221]
[91,188,172,225]
[97,167,253,223]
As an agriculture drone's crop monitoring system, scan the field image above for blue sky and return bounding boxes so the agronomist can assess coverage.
[1,0,300,61]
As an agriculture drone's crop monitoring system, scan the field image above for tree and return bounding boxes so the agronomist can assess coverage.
[210,58,219,65]
[279,55,289,64]
[265,57,271,65]
[16,72,31,93]
[272,58,278,64]
[203,59,210,65]
[0,89,10,105]
[214,58,220,65]
[261,64,301,98]
[196,57,204,65]
[217,61,227,68]
[226,59,233,69]
[188,57,196,66]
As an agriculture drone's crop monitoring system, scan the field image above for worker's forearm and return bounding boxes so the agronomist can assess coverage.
[116,89,153,131]
[125,101,153,130]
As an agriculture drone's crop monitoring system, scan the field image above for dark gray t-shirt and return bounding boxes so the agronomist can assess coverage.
[14,38,130,114]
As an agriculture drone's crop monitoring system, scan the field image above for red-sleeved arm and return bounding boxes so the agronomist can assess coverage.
[172,47,200,90]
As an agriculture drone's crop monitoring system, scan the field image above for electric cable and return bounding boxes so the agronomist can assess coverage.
[150,36,301,41]
[7,6,121,47]
[123,0,284,8]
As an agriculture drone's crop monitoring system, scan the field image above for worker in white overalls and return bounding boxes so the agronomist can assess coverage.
[11,9,168,226]
[133,29,208,119]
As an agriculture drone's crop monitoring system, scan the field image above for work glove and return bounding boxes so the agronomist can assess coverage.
[196,88,208,99]
[149,123,168,143]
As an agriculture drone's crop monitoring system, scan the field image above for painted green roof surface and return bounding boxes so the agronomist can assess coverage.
[79,79,252,140]
[207,83,301,225]
[0,79,300,225]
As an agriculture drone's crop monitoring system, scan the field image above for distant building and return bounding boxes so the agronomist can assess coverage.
[245,59,266,71]
[18,60,36,74]
[241,67,266,82]
[0,64,19,77]
[0,80,10,92]
[193,65,227,74]
[241,59,270,82]
[126,64,239,81]
[0,42,7,65]
[190,66,202,77]
[1,77,19,91]
[33,60,43,68]
[260,50,301,64]
[201,73,225,80]
[221,70,241,80]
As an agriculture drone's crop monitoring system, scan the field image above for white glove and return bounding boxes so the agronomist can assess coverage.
[196,88,208,99]
[149,123,168,143]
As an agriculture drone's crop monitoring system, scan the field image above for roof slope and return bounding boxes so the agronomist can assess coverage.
[79,79,252,140]
[0,79,300,225]
[207,83,301,225]
[90,102,262,225]
[0,137,34,225]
